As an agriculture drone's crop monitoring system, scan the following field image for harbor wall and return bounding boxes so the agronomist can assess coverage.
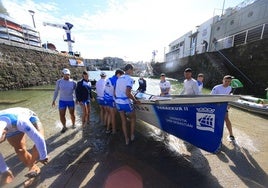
[152,38,268,97]
[0,43,86,90]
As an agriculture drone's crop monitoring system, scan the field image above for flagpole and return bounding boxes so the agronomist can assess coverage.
[221,0,226,16]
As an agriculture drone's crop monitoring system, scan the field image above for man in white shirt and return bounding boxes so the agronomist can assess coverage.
[96,72,107,126]
[159,73,171,96]
[180,68,199,95]
[211,75,235,141]
[197,73,204,94]
[115,64,140,145]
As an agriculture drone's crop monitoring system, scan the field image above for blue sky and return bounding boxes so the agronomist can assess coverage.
[2,0,244,61]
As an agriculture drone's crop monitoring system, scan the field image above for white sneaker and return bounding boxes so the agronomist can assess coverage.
[228,135,235,141]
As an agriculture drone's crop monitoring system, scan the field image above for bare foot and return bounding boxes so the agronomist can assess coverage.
[1,169,14,184]
[24,165,41,187]
[28,165,41,175]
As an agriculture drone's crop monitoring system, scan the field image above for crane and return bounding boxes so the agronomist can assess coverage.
[43,22,74,55]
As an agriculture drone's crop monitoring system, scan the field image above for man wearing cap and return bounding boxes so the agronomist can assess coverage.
[115,64,141,145]
[211,75,235,141]
[75,71,94,128]
[180,68,199,95]
[96,72,107,126]
[52,68,77,133]
[0,107,48,184]
[159,73,171,96]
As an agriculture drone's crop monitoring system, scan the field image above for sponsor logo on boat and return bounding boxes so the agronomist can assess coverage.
[196,107,215,132]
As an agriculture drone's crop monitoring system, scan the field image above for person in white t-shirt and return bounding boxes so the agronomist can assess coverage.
[115,64,141,145]
[180,68,199,95]
[96,72,107,126]
[159,73,171,96]
[197,73,204,94]
[211,75,235,141]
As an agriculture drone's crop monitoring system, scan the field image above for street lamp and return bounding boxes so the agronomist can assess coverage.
[28,10,36,28]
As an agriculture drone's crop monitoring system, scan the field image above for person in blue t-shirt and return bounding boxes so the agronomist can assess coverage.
[104,69,124,134]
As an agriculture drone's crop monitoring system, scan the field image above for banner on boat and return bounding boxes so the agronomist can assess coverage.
[152,103,227,153]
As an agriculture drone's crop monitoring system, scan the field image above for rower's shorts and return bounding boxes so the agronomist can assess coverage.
[6,114,42,138]
[59,100,75,110]
[105,100,115,108]
[97,98,105,106]
[6,130,22,138]
[79,100,90,105]
[116,103,134,113]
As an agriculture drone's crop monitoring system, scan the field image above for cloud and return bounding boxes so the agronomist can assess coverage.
[1,0,243,61]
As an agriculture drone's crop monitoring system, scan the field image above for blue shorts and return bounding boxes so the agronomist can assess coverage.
[80,100,90,105]
[6,115,40,138]
[59,100,75,110]
[97,98,105,106]
[116,103,134,113]
[105,100,115,108]
[6,130,23,138]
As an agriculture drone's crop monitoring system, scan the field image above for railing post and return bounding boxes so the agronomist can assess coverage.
[245,30,248,44]
[260,24,265,40]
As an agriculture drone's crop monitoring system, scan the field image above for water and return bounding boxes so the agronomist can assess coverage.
[0,71,268,187]
[88,70,211,95]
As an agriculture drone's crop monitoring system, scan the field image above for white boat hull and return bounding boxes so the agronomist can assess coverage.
[230,99,268,116]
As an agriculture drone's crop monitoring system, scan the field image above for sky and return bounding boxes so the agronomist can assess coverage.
[2,0,244,62]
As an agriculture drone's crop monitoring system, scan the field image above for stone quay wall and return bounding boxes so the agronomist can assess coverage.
[0,43,85,91]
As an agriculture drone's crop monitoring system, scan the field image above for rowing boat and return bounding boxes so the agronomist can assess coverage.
[134,92,239,153]
[230,95,268,116]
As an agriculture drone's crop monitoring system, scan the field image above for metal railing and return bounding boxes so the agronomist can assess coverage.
[215,23,268,50]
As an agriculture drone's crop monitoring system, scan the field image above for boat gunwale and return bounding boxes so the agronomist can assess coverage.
[137,94,240,105]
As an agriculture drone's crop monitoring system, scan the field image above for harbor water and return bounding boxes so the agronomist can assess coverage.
[0,71,268,187]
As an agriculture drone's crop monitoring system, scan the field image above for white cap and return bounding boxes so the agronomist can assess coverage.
[0,121,7,137]
[62,68,71,75]
[100,72,106,77]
